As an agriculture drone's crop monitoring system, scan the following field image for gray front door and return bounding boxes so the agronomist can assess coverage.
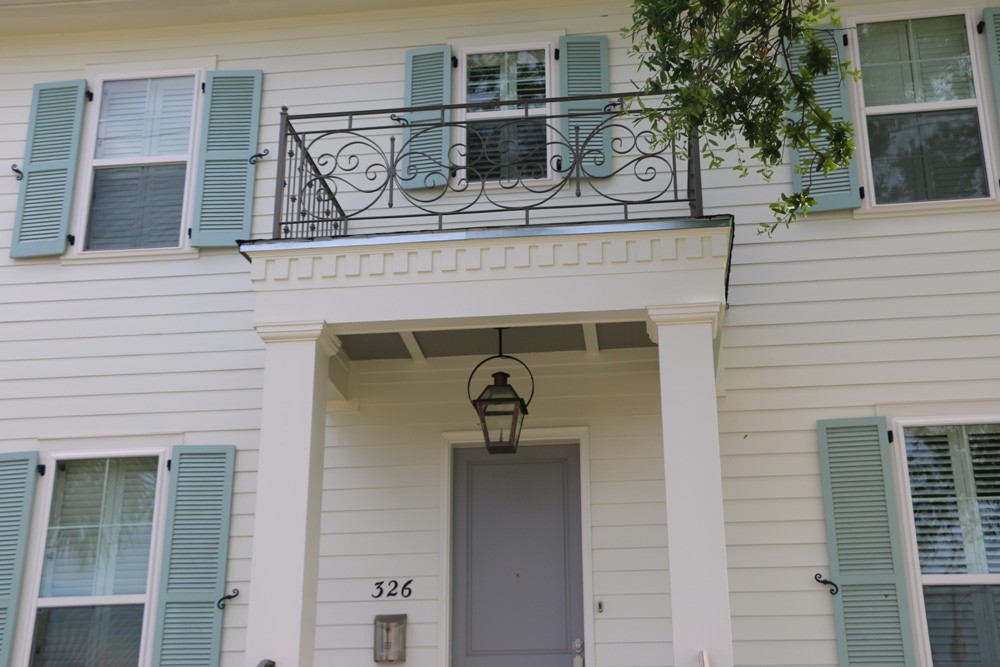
[452,444,584,667]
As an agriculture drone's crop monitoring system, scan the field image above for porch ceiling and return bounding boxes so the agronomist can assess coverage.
[337,321,655,361]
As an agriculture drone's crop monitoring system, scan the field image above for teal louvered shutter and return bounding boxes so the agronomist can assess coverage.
[11,81,87,258]
[560,35,611,178]
[152,445,236,667]
[190,71,262,248]
[401,45,452,190]
[789,28,860,212]
[984,9,1000,127]
[817,417,916,667]
[0,452,38,667]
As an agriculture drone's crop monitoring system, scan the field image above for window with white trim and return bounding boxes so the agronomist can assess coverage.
[856,14,991,205]
[903,423,1000,664]
[461,46,551,181]
[0,447,235,667]
[10,70,261,259]
[400,37,608,191]
[29,455,161,666]
[85,76,198,251]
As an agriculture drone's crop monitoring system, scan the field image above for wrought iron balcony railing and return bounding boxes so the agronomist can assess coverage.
[272,92,702,239]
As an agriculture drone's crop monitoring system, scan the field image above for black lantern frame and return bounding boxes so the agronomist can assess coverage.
[466,329,534,454]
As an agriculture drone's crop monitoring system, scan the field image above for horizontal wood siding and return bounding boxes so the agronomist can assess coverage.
[720,204,1000,665]
[2,1,1000,666]
[0,258,263,667]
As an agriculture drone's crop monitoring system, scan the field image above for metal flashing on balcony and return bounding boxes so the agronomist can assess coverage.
[240,217,732,256]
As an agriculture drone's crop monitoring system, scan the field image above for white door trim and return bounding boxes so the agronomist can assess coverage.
[439,426,594,667]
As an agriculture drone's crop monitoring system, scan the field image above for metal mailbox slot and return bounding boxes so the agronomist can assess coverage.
[374,614,407,662]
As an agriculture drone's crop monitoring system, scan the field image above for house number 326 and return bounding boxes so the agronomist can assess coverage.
[371,579,413,598]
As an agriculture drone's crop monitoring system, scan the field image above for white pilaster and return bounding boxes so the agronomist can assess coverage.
[244,322,338,667]
[647,303,733,667]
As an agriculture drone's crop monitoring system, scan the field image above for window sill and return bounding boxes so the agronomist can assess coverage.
[851,196,1000,221]
[60,246,200,265]
[459,174,559,188]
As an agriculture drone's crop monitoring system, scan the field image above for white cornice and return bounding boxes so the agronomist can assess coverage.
[247,225,731,289]
[246,223,733,333]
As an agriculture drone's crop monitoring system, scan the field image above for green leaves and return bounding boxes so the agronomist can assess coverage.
[626,0,855,233]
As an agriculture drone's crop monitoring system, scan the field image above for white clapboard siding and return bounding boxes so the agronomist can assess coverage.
[1,1,999,667]
[717,147,1000,667]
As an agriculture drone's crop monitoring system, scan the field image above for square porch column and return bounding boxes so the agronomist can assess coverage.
[244,322,339,667]
[647,303,733,667]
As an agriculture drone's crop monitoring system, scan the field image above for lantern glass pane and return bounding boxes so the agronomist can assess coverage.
[485,410,516,442]
[477,383,517,402]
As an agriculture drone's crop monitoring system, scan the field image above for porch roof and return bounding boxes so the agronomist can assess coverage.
[240,217,732,363]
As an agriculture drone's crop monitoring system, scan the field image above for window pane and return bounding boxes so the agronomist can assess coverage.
[859,21,915,106]
[907,425,1000,575]
[466,118,547,181]
[867,109,987,204]
[923,586,1000,666]
[86,165,186,251]
[95,77,194,159]
[969,427,1000,572]
[860,16,974,106]
[40,458,157,597]
[467,50,545,111]
[906,427,967,573]
[30,605,143,667]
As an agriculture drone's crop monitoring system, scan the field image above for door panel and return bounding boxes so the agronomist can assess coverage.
[453,444,583,667]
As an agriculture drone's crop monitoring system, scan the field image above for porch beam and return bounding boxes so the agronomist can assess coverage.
[582,322,600,354]
[327,341,351,399]
[399,331,426,360]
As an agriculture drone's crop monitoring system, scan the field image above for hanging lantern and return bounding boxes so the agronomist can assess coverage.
[473,372,528,454]
[467,329,534,454]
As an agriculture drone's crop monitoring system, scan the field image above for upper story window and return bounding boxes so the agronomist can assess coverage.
[400,36,609,192]
[463,48,549,181]
[10,70,262,259]
[789,12,1000,213]
[857,15,991,205]
[31,456,159,664]
[903,423,1000,664]
[87,76,197,251]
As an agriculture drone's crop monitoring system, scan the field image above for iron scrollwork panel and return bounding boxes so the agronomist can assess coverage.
[277,94,685,238]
